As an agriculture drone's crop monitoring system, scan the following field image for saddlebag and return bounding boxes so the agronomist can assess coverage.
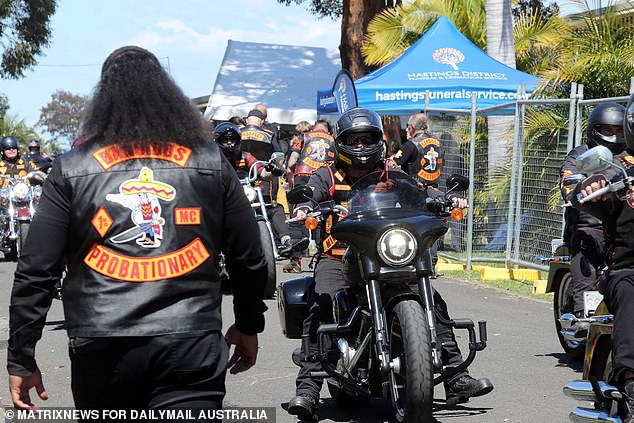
[278,276,315,339]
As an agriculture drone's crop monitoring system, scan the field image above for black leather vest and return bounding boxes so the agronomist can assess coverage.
[408,133,443,185]
[57,139,225,337]
[296,131,336,175]
[241,125,274,161]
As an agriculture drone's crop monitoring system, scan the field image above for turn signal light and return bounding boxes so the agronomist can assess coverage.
[451,208,464,221]
[305,217,319,230]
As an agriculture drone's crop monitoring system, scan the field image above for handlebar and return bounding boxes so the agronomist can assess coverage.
[285,203,349,223]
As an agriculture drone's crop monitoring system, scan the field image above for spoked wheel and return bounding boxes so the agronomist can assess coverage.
[553,272,585,361]
[388,300,433,423]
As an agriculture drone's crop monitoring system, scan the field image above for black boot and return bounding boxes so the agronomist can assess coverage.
[621,380,634,423]
[445,374,494,406]
[287,394,318,420]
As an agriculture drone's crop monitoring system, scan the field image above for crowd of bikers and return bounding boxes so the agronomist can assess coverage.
[5,43,634,423]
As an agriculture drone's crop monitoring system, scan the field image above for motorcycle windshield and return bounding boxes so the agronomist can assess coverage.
[347,170,428,215]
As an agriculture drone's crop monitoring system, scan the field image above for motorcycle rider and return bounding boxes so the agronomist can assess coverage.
[286,107,493,420]
[391,112,444,187]
[25,139,52,173]
[560,103,625,328]
[0,136,35,188]
[284,119,336,273]
[572,93,634,423]
[241,109,282,161]
[213,121,307,256]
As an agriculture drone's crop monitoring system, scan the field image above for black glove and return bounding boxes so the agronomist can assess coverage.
[265,163,286,177]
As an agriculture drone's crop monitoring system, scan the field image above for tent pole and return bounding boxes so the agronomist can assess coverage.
[505,85,523,267]
[466,94,477,270]
[512,85,527,265]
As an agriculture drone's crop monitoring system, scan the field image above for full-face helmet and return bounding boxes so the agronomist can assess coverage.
[213,122,242,159]
[334,108,384,170]
[586,102,625,153]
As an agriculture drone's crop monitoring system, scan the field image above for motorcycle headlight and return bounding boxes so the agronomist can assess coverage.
[13,182,29,200]
[377,228,417,266]
[243,185,257,203]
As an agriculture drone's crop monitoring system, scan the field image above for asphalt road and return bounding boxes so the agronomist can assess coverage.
[0,259,583,422]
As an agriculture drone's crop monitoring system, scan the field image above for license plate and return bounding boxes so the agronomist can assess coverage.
[584,291,603,317]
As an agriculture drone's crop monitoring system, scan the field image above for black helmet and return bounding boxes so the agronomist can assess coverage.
[28,139,41,151]
[625,93,634,152]
[586,102,625,153]
[334,108,384,170]
[213,122,242,158]
[1,136,20,159]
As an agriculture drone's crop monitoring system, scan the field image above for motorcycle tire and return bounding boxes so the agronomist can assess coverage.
[258,220,277,299]
[388,300,433,423]
[553,272,585,362]
[18,221,30,258]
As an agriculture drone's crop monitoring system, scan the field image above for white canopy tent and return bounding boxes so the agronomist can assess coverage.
[203,40,341,125]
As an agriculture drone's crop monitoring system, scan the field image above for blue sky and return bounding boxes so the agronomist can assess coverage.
[1,0,577,136]
[1,0,342,131]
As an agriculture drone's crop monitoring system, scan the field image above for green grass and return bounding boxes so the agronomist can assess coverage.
[441,268,554,302]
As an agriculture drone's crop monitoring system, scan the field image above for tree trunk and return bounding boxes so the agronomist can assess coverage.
[485,0,516,178]
[340,0,395,79]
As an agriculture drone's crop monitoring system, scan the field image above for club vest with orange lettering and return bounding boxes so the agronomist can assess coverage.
[295,131,336,176]
[56,139,225,337]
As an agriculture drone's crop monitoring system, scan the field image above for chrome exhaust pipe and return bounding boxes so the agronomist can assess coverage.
[564,380,622,402]
[569,407,622,423]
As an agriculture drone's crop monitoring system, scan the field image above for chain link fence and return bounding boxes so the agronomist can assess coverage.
[432,82,633,270]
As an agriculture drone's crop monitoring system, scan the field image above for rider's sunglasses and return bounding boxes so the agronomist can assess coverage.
[343,133,381,147]
[4,147,17,151]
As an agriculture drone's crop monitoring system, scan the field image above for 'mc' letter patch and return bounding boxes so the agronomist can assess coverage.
[175,208,201,225]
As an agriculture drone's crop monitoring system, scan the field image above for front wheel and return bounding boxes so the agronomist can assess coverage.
[18,221,30,257]
[389,300,433,423]
[553,272,585,361]
[258,220,277,298]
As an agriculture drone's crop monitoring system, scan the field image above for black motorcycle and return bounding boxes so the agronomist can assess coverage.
[561,145,632,423]
[279,170,488,422]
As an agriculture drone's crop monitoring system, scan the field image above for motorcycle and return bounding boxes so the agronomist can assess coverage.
[0,171,46,261]
[540,239,603,361]
[561,145,630,422]
[219,155,286,298]
[278,170,488,422]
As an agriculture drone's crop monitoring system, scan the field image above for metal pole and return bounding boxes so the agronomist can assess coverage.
[574,84,585,148]
[425,90,430,112]
[512,85,527,265]
[466,94,477,270]
[630,77,634,95]
[561,82,578,239]
[505,86,522,266]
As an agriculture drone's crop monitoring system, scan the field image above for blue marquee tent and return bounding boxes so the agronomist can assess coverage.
[318,16,540,115]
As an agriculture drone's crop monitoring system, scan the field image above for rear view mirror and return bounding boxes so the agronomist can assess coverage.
[575,146,613,174]
[446,174,469,192]
[270,152,285,166]
[286,185,313,204]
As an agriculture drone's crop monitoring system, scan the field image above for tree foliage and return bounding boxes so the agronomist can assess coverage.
[0,93,8,119]
[276,0,343,19]
[0,0,57,79]
[37,90,88,146]
[512,0,560,21]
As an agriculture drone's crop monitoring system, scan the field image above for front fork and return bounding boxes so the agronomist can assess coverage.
[366,276,442,375]
[367,280,391,374]
[255,187,279,259]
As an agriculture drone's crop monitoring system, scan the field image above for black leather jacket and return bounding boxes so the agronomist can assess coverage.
[8,139,267,376]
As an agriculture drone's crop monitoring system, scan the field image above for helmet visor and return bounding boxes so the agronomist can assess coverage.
[219,133,241,150]
[342,132,382,147]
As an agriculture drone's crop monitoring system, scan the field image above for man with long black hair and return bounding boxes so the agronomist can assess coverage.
[7,46,267,415]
